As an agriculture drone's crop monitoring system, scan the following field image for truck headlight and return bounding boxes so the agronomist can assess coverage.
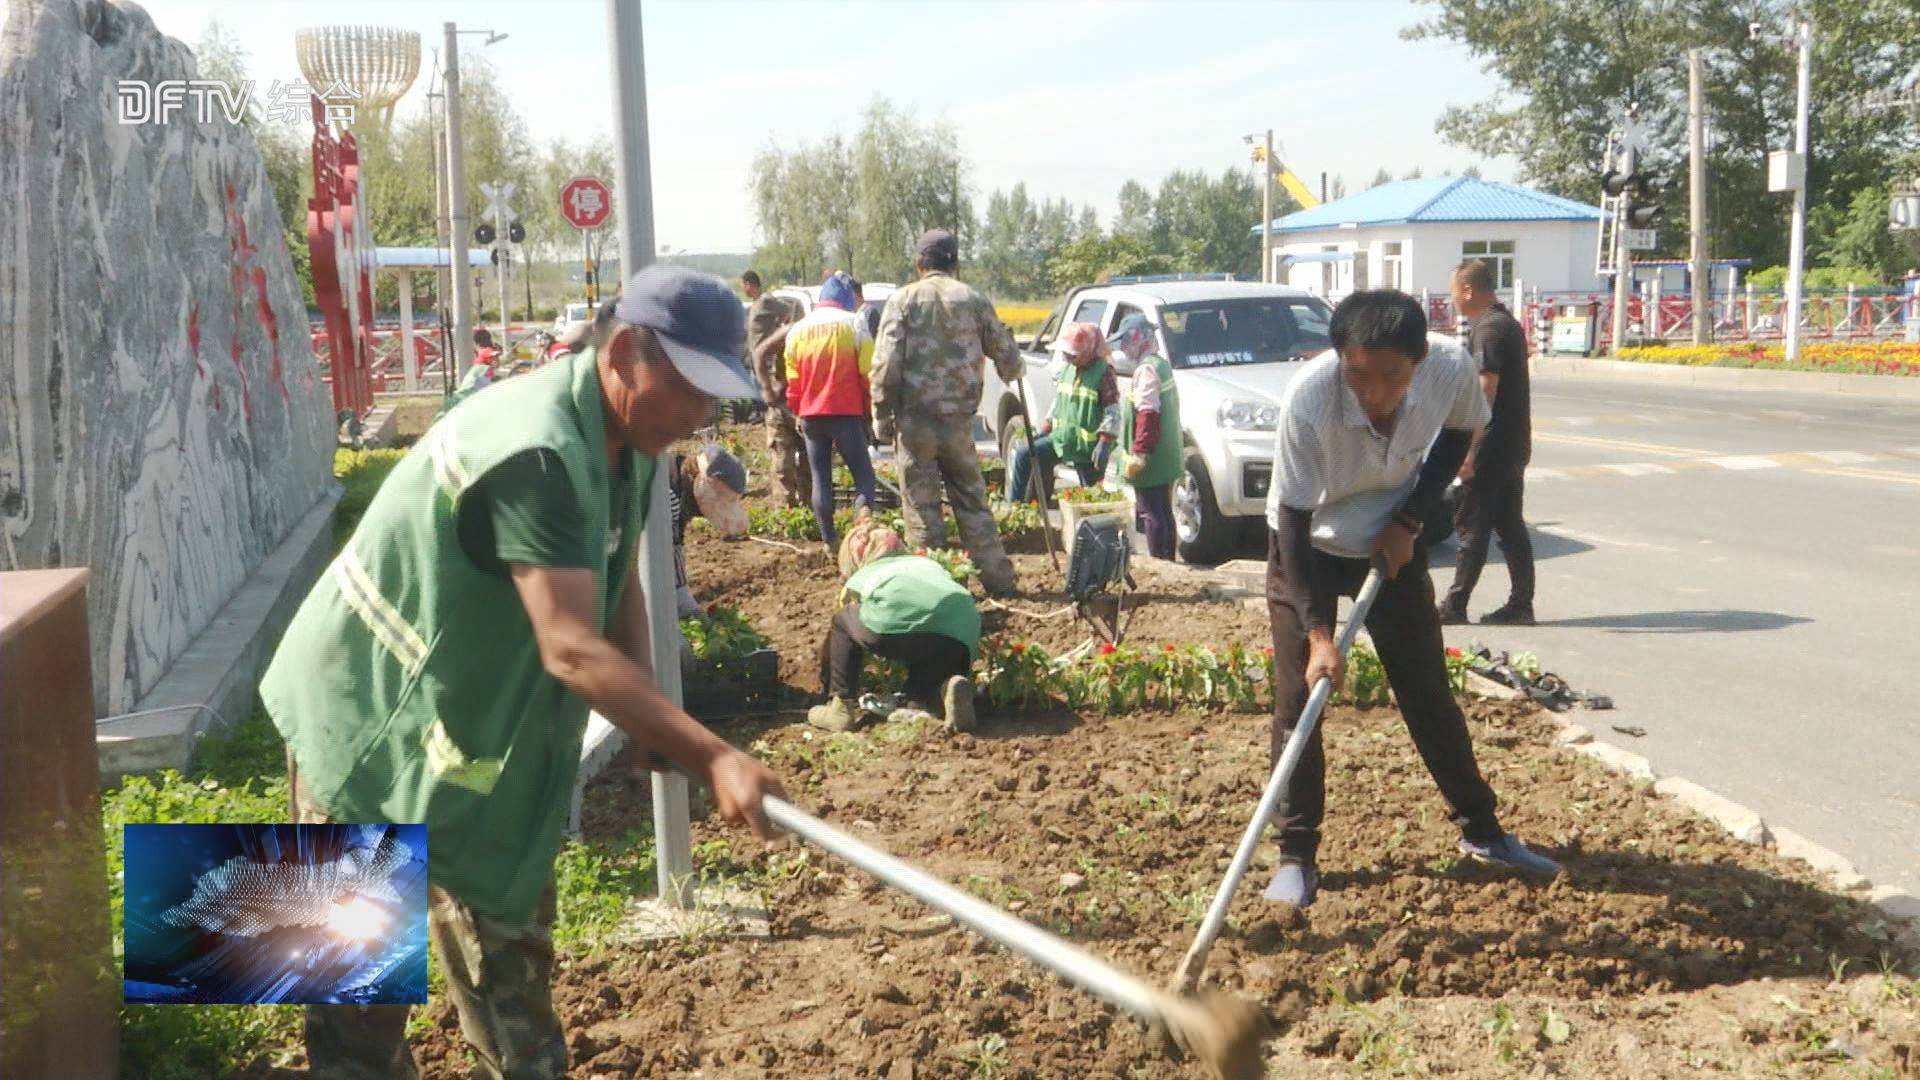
[1217,400,1280,431]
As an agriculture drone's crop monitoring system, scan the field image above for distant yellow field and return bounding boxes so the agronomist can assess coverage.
[996,304,1052,334]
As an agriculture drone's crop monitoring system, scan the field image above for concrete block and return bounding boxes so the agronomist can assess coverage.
[1573,740,1656,781]
[1651,777,1772,846]
[1866,887,1920,926]
[1769,826,1862,881]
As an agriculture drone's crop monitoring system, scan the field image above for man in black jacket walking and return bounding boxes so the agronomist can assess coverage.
[1438,259,1536,627]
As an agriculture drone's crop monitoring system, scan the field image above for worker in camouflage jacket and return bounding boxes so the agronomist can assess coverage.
[742,270,809,508]
[870,229,1022,596]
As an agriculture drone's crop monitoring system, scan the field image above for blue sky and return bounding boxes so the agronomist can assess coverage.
[148,0,1518,252]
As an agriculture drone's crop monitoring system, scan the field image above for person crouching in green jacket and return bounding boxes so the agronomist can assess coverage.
[810,513,982,735]
[1007,320,1120,506]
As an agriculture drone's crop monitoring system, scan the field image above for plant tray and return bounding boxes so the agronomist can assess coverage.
[680,647,781,716]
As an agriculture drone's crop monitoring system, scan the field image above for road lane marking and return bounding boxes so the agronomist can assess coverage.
[1600,462,1674,477]
[1706,455,1781,471]
[1535,431,1716,456]
[1804,450,1876,465]
[1806,466,1920,488]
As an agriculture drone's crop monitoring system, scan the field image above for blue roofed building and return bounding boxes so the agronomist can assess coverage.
[1251,176,1605,302]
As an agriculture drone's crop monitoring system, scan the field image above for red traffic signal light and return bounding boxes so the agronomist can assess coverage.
[1601,168,1631,196]
[474,222,496,246]
[1627,203,1663,228]
[508,220,526,244]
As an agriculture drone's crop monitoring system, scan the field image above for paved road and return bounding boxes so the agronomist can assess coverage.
[1429,373,1920,894]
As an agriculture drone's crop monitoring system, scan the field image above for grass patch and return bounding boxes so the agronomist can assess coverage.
[553,829,663,956]
[332,447,407,550]
[106,705,300,1076]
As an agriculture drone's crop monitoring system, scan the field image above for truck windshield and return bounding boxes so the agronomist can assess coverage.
[1159,298,1332,369]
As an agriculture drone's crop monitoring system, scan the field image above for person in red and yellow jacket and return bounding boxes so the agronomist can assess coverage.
[782,270,878,551]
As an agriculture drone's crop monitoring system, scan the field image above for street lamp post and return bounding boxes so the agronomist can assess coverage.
[1245,131,1274,283]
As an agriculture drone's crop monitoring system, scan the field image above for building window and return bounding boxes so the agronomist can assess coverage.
[1382,241,1405,290]
[1461,240,1515,290]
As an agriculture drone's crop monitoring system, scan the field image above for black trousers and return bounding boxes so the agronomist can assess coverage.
[1265,530,1502,861]
[819,603,970,704]
[1134,483,1175,560]
[1443,470,1535,611]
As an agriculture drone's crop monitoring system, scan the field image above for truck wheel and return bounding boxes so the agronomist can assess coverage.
[1173,454,1234,566]
[998,411,1031,501]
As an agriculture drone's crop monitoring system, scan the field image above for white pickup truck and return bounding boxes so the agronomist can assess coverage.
[979,277,1333,564]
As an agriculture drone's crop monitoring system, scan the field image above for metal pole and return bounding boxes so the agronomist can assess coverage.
[399,272,417,391]
[1689,49,1711,344]
[1785,21,1813,362]
[605,0,687,907]
[443,23,474,374]
[1262,130,1274,283]
[495,198,510,345]
[430,86,450,356]
[1610,196,1631,353]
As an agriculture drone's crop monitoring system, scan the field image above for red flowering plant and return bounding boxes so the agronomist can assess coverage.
[978,635,1060,712]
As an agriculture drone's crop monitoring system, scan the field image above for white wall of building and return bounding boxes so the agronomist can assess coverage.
[1274,218,1602,300]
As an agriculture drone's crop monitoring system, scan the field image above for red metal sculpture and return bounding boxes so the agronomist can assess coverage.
[307,93,375,421]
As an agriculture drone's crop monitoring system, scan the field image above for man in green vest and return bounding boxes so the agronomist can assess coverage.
[809,513,982,735]
[1006,321,1120,506]
[1111,314,1183,560]
[261,266,786,1080]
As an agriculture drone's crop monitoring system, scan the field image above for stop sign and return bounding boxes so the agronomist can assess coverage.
[560,176,611,230]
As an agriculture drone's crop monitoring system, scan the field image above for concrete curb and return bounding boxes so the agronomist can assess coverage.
[1534,354,1920,400]
[96,486,341,780]
[1456,678,1920,958]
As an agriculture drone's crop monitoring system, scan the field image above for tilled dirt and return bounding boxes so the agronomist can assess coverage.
[406,521,1915,1078]
[683,535,1268,696]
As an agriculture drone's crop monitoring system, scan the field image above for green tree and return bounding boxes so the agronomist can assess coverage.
[1368,167,1394,189]
[1328,174,1349,200]
[976,183,1043,299]
[1152,168,1264,278]
[1812,182,1917,283]
[748,98,972,288]
[1113,179,1155,237]
[1046,232,1175,293]
[1402,166,1425,181]
[1406,0,1920,265]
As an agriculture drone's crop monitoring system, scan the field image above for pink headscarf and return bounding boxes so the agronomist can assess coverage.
[1056,321,1109,363]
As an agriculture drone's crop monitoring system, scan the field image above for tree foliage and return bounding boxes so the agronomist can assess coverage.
[748,99,969,287]
[1406,0,1920,269]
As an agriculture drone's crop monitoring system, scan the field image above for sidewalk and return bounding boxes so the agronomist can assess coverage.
[1534,354,1920,400]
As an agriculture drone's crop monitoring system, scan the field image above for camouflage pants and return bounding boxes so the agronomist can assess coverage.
[895,417,1017,594]
[766,410,811,508]
[291,757,567,1080]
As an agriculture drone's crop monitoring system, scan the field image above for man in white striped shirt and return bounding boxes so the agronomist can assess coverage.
[1261,290,1560,909]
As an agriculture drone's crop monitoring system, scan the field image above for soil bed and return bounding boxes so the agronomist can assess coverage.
[411,479,1915,1078]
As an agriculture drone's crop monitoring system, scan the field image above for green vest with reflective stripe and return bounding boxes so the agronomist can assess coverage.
[1049,358,1108,463]
[1121,354,1182,489]
[261,348,652,922]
